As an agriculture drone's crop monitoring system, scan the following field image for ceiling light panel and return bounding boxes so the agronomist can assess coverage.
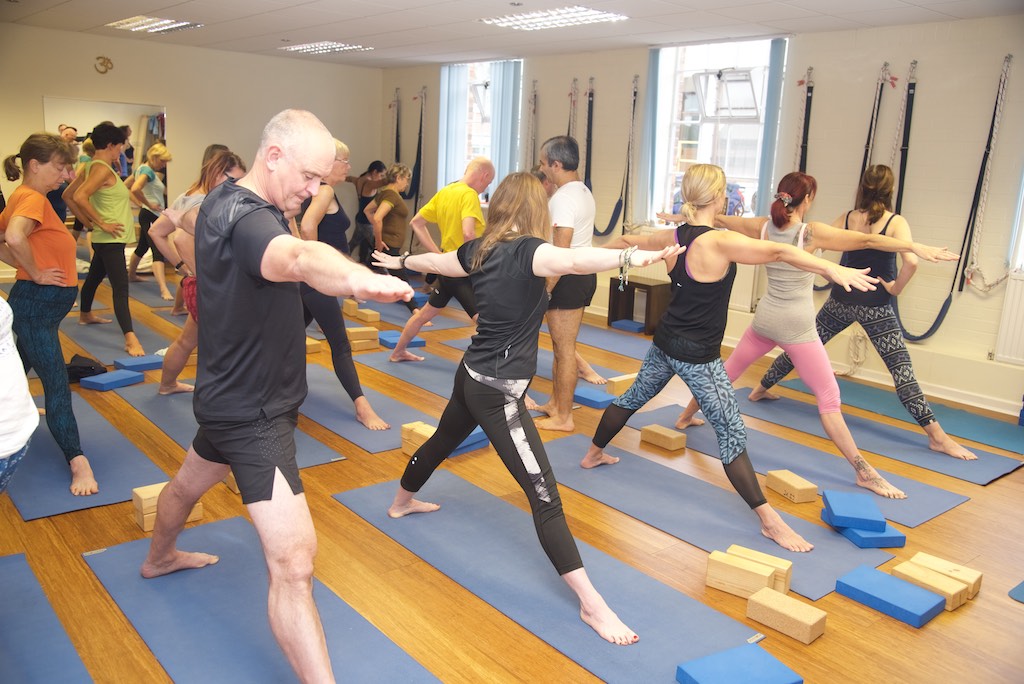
[105,15,204,34]
[480,5,628,31]
[279,41,374,55]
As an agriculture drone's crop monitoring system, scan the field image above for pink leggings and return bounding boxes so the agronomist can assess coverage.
[725,327,841,414]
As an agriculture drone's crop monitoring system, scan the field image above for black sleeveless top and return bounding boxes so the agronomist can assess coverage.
[355,194,374,226]
[832,212,897,306]
[301,187,351,255]
[654,224,737,364]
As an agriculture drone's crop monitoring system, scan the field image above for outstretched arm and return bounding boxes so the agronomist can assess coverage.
[532,242,684,278]
[371,249,468,278]
[810,219,957,262]
[714,214,765,239]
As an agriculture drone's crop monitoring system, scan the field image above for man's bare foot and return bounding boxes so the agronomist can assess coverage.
[169,308,187,316]
[389,349,425,362]
[527,399,549,414]
[388,499,440,518]
[38,407,46,416]
[857,472,906,499]
[758,508,814,552]
[537,416,574,432]
[69,455,99,496]
[929,436,977,461]
[579,604,638,645]
[125,333,145,357]
[355,398,389,431]
[79,313,112,325]
[578,367,607,385]
[581,449,619,469]
[158,382,195,395]
[674,413,705,429]
[749,385,780,402]
[141,550,219,578]
[160,290,174,301]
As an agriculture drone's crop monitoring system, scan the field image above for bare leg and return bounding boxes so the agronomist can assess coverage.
[389,304,440,362]
[753,503,814,552]
[353,396,389,431]
[580,442,620,469]
[674,396,706,429]
[536,308,584,432]
[575,352,606,385]
[159,315,198,394]
[152,262,173,300]
[141,447,226,578]
[127,253,147,281]
[69,454,99,496]
[388,485,440,518]
[562,567,638,645]
[820,412,906,498]
[748,384,780,401]
[924,422,977,460]
[247,470,335,683]
[170,286,187,315]
[124,332,145,357]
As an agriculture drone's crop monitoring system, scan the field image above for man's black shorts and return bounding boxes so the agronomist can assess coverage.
[548,273,596,310]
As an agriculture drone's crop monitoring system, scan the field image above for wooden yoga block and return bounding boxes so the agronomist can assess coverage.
[604,373,636,396]
[765,469,817,504]
[305,337,321,354]
[726,544,792,594]
[705,550,774,598]
[349,339,379,352]
[342,298,359,316]
[892,561,968,611]
[223,471,240,494]
[355,308,380,323]
[401,421,436,456]
[909,552,982,599]
[132,482,168,515]
[675,643,803,684]
[835,565,944,628]
[347,326,378,341]
[136,502,202,532]
[747,587,827,645]
[640,424,687,451]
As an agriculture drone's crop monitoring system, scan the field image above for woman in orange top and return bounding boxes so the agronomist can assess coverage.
[0,133,99,495]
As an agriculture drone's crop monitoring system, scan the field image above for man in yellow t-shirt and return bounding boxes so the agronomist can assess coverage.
[389,157,494,362]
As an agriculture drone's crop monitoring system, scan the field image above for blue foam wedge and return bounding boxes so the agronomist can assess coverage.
[676,643,803,684]
[822,489,886,531]
[451,426,488,457]
[835,565,944,628]
[820,509,906,548]
[80,369,145,391]
[573,384,614,409]
[378,330,425,348]
[113,354,165,371]
[610,319,645,333]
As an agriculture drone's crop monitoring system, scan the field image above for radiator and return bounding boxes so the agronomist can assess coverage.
[995,270,1024,365]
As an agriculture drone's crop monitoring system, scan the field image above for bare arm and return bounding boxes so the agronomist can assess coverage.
[69,164,125,237]
[545,225,574,292]
[369,199,393,251]
[879,216,919,295]
[602,227,682,272]
[299,185,333,242]
[532,242,684,278]
[260,234,413,302]
[461,216,478,244]
[372,249,469,278]
[129,172,159,212]
[714,214,765,239]
[409,213,441,253]
[3,216,68,285]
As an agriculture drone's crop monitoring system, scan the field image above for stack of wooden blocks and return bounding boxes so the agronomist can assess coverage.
[348,326,380,352]
[401,421,437,456]
[132,482,202,532]
[705,544,826,645]
[890,552,982,611]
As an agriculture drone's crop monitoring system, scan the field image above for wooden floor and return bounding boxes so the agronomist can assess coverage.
[2,282,1023,683]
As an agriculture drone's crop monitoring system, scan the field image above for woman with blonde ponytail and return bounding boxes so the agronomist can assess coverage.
[372,171,682,645]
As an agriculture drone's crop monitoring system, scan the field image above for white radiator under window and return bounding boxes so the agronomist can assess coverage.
[995,270,1024,365]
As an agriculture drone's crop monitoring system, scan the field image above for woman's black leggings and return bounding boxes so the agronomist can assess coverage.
[400,363,584,575]
[80,242,134,334]
[301,284,363,402]
[133,209,165,261]
[383,246,417,313]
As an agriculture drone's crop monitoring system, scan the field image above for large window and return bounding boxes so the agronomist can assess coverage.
[651,40,774,218]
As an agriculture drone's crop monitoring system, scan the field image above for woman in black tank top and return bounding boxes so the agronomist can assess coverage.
[347,160,387,266]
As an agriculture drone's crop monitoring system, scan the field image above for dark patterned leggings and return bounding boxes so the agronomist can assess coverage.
[760,297,936,427]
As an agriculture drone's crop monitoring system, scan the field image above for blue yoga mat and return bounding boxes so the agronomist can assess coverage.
[781,377,1023,455]
[59,315,169,365]
[127,278,178,308]
[7,393,167,520]
[1010,580,1024,604]
[444,336,624,385]
[335,471,760,679]
[357,299,472,330]
[542,321,653,360]
[0,554,91,683]
[151,308,187,329]
[301,363,434,453]
[734,388,1022,485]
[627,405,968,528]
[114,382,343,468]
[544,434,893,601]
[83,517,437,683]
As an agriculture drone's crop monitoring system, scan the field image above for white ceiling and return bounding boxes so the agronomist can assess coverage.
[3,0,1021,68]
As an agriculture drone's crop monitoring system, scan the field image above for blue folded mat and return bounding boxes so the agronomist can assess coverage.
[301,363,434,453]
[544,434,892,601]
[357,299,471,330]
[59,315,169,365]
[1009,580,1024,604]
[734,388,1022,485]
[7,393,167,521]
[542,321,653,360]
[83,517,438,683]
[626,405,968,528]
[781,377,1023,454]
[676,642,803,684]
[127,278,178,308]
[114,382,342,468]
[334,471,760,680]
[0,554,91,683]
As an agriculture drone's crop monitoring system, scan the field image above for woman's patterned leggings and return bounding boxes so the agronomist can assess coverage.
[759,297,936,427]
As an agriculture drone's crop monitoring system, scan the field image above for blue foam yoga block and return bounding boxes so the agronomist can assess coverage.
[822,489,886,531]
[820,509,906,548]
[835,565,944,628]
[81,369,145,391]
[451,426,488,457]
[113,354,164,371]
[411,292,429,307]
[378,330,424,348]
[573,384,615,409]
[676,643,803,684]
[610,319,645,333]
